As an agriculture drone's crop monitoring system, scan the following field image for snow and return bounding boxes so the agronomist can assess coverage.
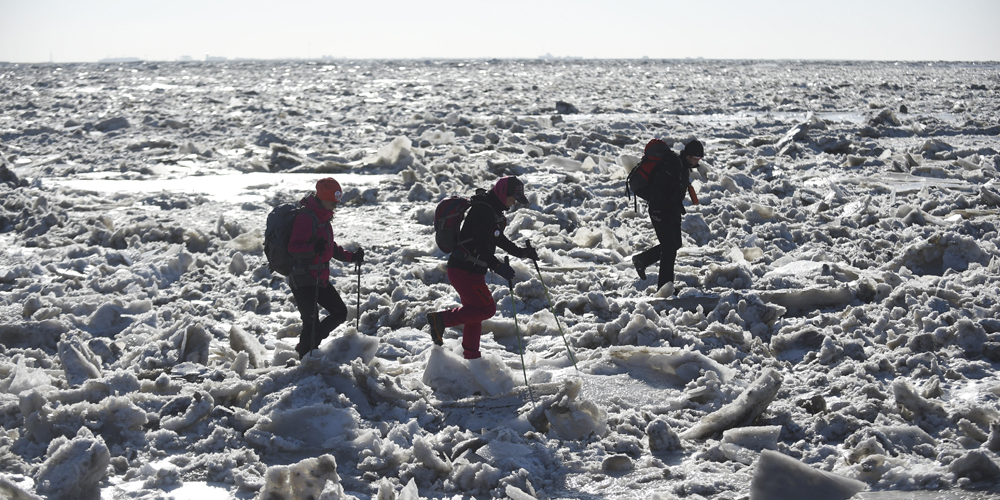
[1,59,1000,500]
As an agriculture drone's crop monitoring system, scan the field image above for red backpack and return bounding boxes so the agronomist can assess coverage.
[626,138,676,207]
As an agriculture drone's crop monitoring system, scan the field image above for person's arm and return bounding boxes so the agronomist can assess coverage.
[330,241,352,263]
[496,233,521,258]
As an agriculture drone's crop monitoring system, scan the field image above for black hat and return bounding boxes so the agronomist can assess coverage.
[682,139,704,158]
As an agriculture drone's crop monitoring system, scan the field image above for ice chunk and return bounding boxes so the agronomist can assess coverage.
[178,323,213,365]
[229,325,268,368]
[259,454,340,500]
[57,336,103,386]
[950,450,1000,483]
[540,378,607,440]
[227,229,263,253]
[476,439,532,462]
[468,355,517,397]
[542,156,592,173]
[749,449,866,500]
[3,359,54,395]
[414,435,453,473]
[247,404,357,452]
[160,390,214,431]
[646,417,682,452]
[602,454,634,471]
[609,346,733,383]
[398,477,420,500]
[0,475,41,500]
[419,129,455,146]
[506,484,539,500]
[681,369,782,440]
[228,251,247,275]
[422,347,516,398]
[34,428,110,500]
[722,425,781,451]
[370,136,414,167]
[892,380,947,418]
[313,329,378,365]
[759,287,852,315]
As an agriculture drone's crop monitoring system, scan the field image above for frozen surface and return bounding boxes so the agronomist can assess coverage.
[1,59,999,500]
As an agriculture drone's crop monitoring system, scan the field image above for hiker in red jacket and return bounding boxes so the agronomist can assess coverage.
[288,177,365,359]
[426,176,538,359]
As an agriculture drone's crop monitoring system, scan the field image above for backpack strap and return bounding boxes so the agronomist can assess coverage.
[625,161,640,212]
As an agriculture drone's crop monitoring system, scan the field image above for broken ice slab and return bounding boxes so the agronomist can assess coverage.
[720,425,783,465]
[722,425,782,451]
[823,172,976,194]
[681,369,782,440]
[758,287,853,315]
[763,260,860,282]
[947,209,1000,220]
[475,440,533,462]
[750,449,866,500]
[608,345,734,383]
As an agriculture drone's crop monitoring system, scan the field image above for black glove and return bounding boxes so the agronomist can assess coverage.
[351,247,365,264]
[495,263,515,281]
[313,239,327,254]
[522,246,538,261]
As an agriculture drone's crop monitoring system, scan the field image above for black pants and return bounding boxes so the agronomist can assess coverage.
[635,215,682,289]
[291,282,347,357]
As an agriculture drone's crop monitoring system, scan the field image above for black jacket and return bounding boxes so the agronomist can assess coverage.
[647,153,691,221]
[447,190,521,274]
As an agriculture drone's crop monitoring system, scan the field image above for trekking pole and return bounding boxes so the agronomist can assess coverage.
[505,256,535,405]
[311,272,320,357]
[526,242,578,370]
[355,260,361,331]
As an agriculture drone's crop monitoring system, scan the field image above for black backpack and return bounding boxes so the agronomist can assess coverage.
[626,138,677,208]
[433,191,489,266]
[264,203,318,276]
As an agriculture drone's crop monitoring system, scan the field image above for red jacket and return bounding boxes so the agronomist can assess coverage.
[287,195,354,287]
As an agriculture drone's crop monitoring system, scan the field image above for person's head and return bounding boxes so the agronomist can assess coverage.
[681,139,704,168]
[315,177,342,211]
[492,176,529,208]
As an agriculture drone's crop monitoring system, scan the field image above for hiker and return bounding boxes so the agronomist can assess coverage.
[631,139,704,291]
[426,176,538,359]
[287,177,365,358]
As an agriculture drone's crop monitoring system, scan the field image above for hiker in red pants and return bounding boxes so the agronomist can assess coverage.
[426,176,538,359]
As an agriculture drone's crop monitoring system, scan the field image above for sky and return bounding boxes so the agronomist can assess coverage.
[1,0,998,63]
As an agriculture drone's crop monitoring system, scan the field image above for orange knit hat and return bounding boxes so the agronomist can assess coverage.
[316,178,343,203]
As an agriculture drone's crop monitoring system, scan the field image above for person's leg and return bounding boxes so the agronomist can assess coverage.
[634,244,661,268]
[655,220,682,289]
[633,212,663,275]
[443,268,496,359]
[313,284,348,350]
[291,285,318,357]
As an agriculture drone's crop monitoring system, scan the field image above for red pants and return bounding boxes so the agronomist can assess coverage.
[443,267,496,359]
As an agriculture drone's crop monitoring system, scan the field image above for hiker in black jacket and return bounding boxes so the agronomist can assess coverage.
[426,176,538,359]
[632,139,704,291]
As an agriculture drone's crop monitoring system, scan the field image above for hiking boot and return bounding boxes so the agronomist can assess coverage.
[295,343,309,359]
[426,312,445,346]
[632,256,647,280]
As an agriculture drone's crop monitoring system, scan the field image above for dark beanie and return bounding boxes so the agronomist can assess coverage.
[682,139,704,158]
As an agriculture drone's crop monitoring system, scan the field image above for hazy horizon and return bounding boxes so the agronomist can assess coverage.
[2,0,999,64]
[4,56,1000,65]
